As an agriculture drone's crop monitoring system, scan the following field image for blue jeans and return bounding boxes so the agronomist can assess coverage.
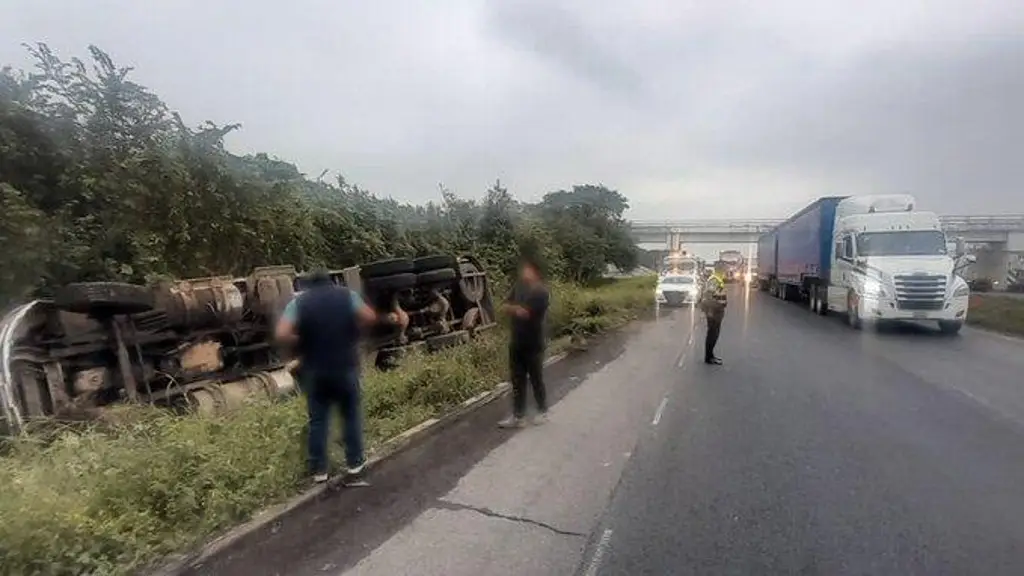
[303,369,364,475]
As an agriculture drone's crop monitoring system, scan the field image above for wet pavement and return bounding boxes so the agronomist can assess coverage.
[185,287,1024,576]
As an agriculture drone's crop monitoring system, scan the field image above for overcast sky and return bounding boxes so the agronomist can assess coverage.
[3,0,1023,220]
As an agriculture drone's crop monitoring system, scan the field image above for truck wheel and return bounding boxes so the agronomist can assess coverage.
[364,273,417,293]
[847,293,862,330]
[458,262,486,302]
[54,282,155,315]
[816,287,829,316]
[938,320,963,336]
[360,258,415,279]
[413,255,457,273]
[416,268,457,286]
[808,286,818,313]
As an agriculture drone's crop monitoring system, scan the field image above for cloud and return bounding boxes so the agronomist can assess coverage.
[1,0,1022,218]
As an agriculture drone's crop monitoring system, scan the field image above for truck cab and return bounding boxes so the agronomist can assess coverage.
[826,195,974,333]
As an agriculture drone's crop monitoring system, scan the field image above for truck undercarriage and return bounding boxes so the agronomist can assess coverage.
[0,255,495,434]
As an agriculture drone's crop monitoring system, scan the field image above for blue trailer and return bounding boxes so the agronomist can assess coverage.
[756,197,846,301]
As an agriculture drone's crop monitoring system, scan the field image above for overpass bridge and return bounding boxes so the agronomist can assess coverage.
[631,215,1024,248]
[630,215,1024,281]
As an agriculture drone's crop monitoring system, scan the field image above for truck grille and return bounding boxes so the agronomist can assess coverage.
[894,274,946,311]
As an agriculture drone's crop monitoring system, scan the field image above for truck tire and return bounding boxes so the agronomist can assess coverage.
[413,255,457,273]
[54,282,155,315]
[364,273,417,293]
[816,286,829,316]
[360,258,414,279]
[416,268,457,286]
[457,262,486,302]
[938,320,963,335]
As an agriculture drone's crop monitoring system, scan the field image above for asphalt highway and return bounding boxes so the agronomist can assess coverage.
[190,287,1024,576]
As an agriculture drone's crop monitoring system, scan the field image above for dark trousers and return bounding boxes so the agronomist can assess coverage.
[510,346,547,418]
[304,369,364,474]
[705,314,723,361]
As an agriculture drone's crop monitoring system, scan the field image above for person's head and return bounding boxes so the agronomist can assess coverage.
[518,257,543,285]
[306,269,334,288]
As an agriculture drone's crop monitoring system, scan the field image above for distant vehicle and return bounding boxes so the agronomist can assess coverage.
[743,258,759,285]
[718,250,745,283]
[756,194,975,334]
[655,274,701,307]
[661,252,702,276]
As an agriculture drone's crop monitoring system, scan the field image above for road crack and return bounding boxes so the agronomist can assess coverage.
[436,499,586,538]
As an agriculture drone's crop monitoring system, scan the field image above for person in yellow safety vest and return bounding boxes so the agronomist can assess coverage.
[700,266,728,365]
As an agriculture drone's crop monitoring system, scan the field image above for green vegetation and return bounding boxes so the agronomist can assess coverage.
[0,44,656,574]
[0,277,654,576]
[968,294,1024,337]
[0,44,637,306]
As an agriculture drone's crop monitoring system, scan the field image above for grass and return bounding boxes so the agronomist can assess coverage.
[967,293,1024,337]
[0,275,655,576]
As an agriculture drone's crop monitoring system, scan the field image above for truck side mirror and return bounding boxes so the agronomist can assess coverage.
[954,237,966,258]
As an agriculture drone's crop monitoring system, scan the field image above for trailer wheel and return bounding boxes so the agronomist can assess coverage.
[457,261,486,302]
[416,268,457,286]
[816,287,829,316]
[54,282,155,315]
[413,255,457,273]
[364,273,417,293]
[808,286,818,313]
[360,258,415,279]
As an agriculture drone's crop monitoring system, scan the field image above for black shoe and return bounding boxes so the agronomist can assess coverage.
[705,357,723,365]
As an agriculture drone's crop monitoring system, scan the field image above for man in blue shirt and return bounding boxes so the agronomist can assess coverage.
[275,270,405,483]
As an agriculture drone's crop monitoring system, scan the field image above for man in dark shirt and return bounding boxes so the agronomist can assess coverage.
[499,258,551,428]
[275,270,405,483]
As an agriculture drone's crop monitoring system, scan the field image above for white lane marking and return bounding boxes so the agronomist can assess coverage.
[584,529,614,576]
[677,352,687,368]
[652,396,669,426]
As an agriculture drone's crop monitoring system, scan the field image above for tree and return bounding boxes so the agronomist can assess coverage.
[0,44,642,304]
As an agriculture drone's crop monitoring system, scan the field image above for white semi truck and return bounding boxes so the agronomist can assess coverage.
[757,194,975,334]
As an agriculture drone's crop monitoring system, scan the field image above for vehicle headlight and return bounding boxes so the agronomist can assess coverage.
[953,284,969,298]
[861,278,885,298]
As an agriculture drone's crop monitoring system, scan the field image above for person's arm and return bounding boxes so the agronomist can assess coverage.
[501,286,527,318]
[275,298,299,344]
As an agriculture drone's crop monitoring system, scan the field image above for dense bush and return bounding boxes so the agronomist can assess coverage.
[0,277,655,576]
[0,44,637,307]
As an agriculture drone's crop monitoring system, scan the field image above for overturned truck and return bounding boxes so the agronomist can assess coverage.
[0,255,495,433]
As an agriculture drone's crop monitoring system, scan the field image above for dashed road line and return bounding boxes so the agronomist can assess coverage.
[652,396,669,426]
[583,529,614,576]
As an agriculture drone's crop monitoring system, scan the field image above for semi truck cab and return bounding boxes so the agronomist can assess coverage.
[826,195,975,333]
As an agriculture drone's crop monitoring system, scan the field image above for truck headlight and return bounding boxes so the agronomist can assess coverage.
[861,279,886,298]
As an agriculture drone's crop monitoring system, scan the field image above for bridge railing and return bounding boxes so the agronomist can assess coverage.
[631,215,1024,234]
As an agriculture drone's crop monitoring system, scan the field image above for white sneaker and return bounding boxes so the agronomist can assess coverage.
[313,472,329,483]
[498,416,525,429]
[531,413,549,426]
[346,463,366,476]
